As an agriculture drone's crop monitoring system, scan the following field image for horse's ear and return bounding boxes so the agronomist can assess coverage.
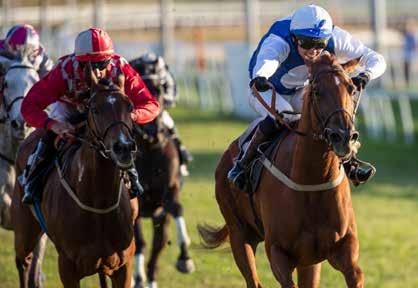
[116,69,125,93]
[83,62,99,88]
[341,57,361,74]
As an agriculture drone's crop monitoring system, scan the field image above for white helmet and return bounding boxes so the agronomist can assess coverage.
[290,5,333,39]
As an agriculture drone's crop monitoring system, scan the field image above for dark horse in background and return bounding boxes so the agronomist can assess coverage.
[199,53,364,288]
[132,75,195,288]
[12,65,138,288]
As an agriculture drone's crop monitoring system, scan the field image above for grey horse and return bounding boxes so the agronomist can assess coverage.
[0,56,47,288]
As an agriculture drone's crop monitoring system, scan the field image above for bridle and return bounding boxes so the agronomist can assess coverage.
[308,66,356,142]
[72,88,137,159]
[251,66,358,144]
[0,63,37,122]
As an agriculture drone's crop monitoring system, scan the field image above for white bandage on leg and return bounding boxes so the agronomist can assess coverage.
[134,253,146,283]
[161,110,175,130]
[175,216,191,246]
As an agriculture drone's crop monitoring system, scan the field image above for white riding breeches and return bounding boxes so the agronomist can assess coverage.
[48,102,77,122]
[161,110,175,130]
[248,86,304,123]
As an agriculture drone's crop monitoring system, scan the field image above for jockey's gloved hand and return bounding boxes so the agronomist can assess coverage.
[250,76,270,92]
[351,72,370,91]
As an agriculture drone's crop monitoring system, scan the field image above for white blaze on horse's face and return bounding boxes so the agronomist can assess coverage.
[107,95,117,105]
[334,75,340,86]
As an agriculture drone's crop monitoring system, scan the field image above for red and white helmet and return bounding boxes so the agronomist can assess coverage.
[74,27,114,62]
[5,24,40,57]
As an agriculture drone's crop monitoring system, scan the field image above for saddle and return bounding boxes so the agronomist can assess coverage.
[240,129,289,195]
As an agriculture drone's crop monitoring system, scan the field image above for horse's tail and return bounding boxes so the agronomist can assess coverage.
[197,223,229,249]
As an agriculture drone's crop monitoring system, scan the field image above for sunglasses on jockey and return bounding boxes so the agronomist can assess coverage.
[294,34,329,50]
[79,58,111,70]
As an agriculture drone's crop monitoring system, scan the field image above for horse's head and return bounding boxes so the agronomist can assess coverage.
[2,58,38,139]
[305,52,360,160]
[85,64,137,169]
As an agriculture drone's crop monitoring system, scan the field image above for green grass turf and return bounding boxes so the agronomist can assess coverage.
[1,106,418,287]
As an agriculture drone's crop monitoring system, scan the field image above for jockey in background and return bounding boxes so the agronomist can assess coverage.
[228,4,387,191]
[0,24,54,99]
[0,24,54,76]
[130,52,193,176]
[20,27,160,204]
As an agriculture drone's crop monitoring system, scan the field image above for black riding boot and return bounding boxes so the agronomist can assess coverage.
[228,116,280,191]
[126,167,144,197]
[169,127,193,176]
[169,128,193,164]
[343,156,376,186]
[22,131,56,204]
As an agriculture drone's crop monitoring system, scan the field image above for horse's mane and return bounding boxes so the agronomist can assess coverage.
[310,52,352,86]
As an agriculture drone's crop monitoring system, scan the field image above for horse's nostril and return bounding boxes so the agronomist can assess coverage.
[329,132,342,143]
[351,131,359,142]
[11,120,19,129]
[128,141,136,152]
[113,142,123,154]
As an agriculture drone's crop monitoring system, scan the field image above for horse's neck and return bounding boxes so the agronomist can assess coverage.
[291,113,341,184]
[0,125,19,158]
[69,144,121,206]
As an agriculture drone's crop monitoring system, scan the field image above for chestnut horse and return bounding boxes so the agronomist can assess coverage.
[132,99,194,288]
[12,67,138,287]
[199,53,364,288]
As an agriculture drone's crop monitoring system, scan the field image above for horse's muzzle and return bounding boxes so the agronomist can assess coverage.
[111,139,137,169]
[325,128,359,159]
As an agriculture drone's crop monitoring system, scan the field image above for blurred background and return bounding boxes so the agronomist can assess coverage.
[1,1,418,287]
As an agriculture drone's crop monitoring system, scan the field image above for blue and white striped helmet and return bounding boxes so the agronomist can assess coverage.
[290,5,333,39]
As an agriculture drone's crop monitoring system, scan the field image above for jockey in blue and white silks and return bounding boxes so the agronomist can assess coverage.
[228,4,387,190]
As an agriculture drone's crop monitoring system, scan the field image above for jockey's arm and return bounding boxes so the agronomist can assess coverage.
[333,26,387,80]
[21,66,65,129]
[122,62,160,125]
[252,34,290,79]
[162,69,177,108]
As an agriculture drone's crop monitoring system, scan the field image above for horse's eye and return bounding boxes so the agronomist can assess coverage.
[90,106,98,114]
[347,84,356,95]
[127,102,133,112]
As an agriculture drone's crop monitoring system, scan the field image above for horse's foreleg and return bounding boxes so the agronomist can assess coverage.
[267,243,297,288]
[327,233,364,288]
[28,234,48,288]
[229,226,263,288]
[58,254,80,288]
[133,217,147,288]
[111,254,134,288]
[297,264,321,288]
[146,212,169,287]
[164,186,195,273]
[12,184,43,288]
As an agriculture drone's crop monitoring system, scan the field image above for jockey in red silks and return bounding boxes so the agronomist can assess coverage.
[0,24,54,76]
[20,27,160,204]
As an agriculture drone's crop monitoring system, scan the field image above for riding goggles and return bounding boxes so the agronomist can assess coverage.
[295,35,329,50]
[90,58,111,70]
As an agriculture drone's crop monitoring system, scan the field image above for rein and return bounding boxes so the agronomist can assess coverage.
[55,160,125,214]
[252,67,358,143]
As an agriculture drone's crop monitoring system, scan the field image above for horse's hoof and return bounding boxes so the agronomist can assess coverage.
[176,258,195,273]
[132,275,145,288]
